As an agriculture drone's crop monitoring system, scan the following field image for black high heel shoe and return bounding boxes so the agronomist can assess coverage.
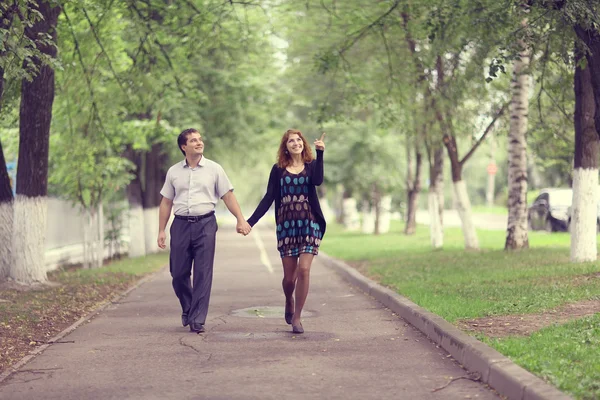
[292,322,304,334]
[285,312,294,325]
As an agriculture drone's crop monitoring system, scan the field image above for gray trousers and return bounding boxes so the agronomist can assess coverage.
[169,215,218,325]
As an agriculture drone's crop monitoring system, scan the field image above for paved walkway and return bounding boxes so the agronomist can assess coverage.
[0,227,499,400]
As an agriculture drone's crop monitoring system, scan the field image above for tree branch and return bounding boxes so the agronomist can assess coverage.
[338,0,401,56]
[62,8,110,145]
[81,6,134,108]
[460,102,508,165]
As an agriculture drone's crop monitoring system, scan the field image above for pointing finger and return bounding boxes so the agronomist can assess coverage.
[319,132,326,141]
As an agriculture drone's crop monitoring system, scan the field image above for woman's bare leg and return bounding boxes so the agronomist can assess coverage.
[281,256,298,319]
[292,253,314,326]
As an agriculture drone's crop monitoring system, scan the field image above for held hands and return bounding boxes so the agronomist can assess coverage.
[314,132,326,151]
[157,231,167,249]
[237,219,252,236]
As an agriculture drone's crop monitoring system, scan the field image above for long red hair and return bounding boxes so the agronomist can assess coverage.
[276,129,314,168]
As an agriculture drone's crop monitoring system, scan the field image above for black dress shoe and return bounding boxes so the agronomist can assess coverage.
[189,322,205,333]
[182,314,189,327]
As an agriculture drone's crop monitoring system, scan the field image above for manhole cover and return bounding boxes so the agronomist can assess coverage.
[231,306,315,319]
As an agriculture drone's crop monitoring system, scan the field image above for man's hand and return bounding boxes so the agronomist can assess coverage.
[157,231,167,249]
[237,220,252,236]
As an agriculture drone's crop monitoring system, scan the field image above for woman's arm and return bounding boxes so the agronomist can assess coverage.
[311,149,324,186]
[247,165,278,227]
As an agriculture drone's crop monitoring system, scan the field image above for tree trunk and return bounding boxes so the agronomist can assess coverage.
[361,198,375,234]
[143,142,167,254]
[124,145,147,257]
[442,121,480,250]
[11,1,61,284]
[404,137,422,235]
[373,184,381,235]
[96,199,104,267]
[570,53,599,262]
[486,134,497,207]
[428,145,444,248]
[433,146,445,225]
[0,140,13,281]
[505,31,530,250]
[83,208,92,269]
[454,180,479,249]
[574,26,600,139]
[0,14,14,281]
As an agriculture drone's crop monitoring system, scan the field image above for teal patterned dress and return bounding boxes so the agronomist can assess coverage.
[276,168,323,258]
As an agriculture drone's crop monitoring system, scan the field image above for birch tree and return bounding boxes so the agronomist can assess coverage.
[505,18,531,250]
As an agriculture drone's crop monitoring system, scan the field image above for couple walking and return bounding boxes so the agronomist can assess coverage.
[157,128,326,335]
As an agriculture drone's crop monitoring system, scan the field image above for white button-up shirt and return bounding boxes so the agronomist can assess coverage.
[160,157,233,216]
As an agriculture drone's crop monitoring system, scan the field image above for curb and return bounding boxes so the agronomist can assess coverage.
[319,252,572,400]
[0,265,167,385]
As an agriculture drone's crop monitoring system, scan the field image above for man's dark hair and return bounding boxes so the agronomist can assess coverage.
[178,128,199,156]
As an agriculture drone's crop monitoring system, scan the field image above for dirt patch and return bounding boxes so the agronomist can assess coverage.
[457,299,600,338]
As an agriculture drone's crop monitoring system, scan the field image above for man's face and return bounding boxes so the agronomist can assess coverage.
[182,132,204,156]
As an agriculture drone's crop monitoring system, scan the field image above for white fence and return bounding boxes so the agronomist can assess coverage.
[44,198,130,271]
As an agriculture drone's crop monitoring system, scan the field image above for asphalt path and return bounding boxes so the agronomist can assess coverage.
[0,227,499,400]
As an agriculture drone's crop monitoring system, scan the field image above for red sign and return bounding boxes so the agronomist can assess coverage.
[487,163,498,175]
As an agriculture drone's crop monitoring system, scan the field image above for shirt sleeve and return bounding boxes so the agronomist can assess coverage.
[160,168,175,200]
[215,164,234,198]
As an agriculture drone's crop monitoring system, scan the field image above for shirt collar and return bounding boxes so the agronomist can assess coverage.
[182,156,207,168]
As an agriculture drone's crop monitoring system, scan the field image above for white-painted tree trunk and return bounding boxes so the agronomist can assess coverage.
[10,195,48,284]
[361,200,375,234]
[144,206,159,255]
[453,180,479,250]
[570,171,598,262]
[378,195,392,234]
[428,191,443,248]
[96,203,104,268]
[342,198,361,231]
[486,135,497,207]
[0,201,13,280]
[84,209,96,269]
[128,205,146,257]
[83,209,89,269]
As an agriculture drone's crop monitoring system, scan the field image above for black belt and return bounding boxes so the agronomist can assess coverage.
[174,211,215,222]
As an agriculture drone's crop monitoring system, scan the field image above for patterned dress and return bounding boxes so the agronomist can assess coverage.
[276,168,323,258]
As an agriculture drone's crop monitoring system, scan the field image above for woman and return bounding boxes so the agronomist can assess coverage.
[247,129,326,334]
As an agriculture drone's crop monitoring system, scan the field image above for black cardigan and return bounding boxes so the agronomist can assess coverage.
[247,149,326,237]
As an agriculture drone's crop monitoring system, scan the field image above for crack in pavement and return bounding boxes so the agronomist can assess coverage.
[179,337,201,353]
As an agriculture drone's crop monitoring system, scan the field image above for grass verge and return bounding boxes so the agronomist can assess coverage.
[321,221,600,399]
[0,253,168,376]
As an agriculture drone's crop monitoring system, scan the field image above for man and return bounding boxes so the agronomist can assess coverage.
[157,128,251,333]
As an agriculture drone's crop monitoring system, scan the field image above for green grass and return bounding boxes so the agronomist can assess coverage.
[320,221,600,399]
[484,315,600,400]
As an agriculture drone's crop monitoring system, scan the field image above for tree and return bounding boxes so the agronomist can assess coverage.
[505,16,531,251]
[11,0,61,284]
[570,53,598,262]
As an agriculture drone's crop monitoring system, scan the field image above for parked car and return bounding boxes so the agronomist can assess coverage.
[527,188,571,232]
